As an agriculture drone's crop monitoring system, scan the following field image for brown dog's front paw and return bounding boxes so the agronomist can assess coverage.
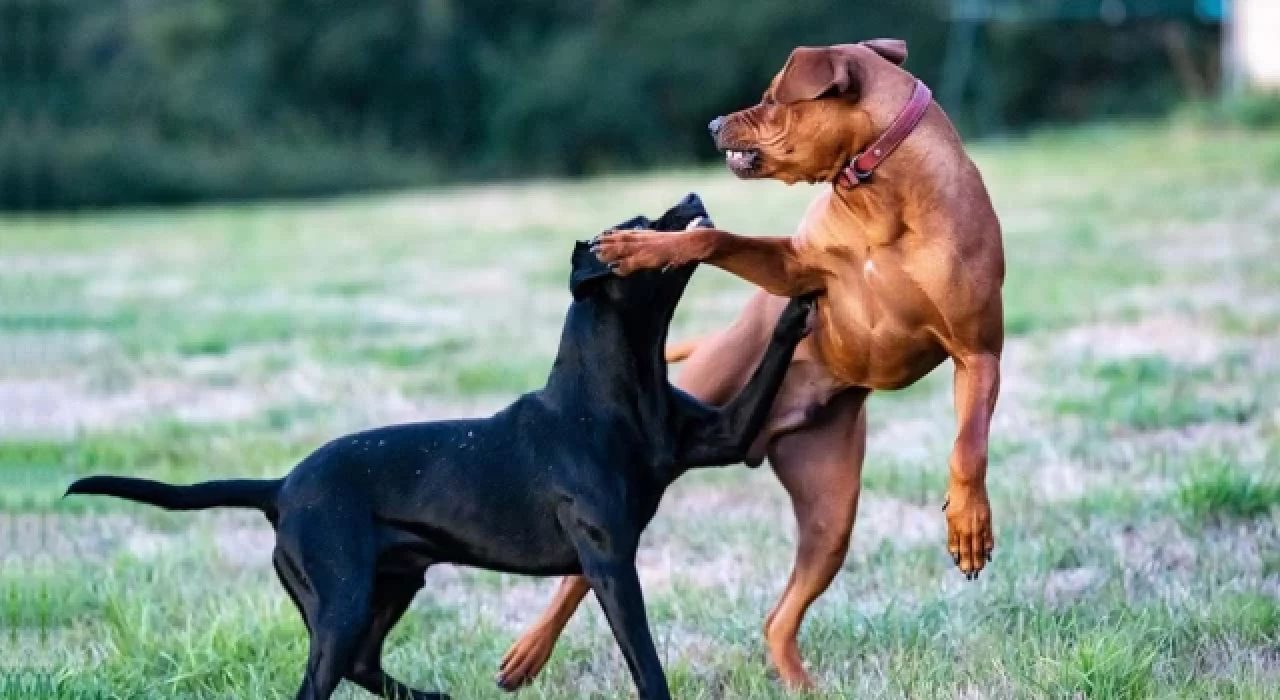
[944,481,994,580]
[590,230,703,275]
[590,230,663,275]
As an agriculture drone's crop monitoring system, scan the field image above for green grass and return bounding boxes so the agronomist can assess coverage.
[1177,465,1280,525]
[5,123,1280,698]
[1052,355,1259,432]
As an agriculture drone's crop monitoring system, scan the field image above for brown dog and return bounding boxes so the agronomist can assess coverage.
[497,39,1004,690]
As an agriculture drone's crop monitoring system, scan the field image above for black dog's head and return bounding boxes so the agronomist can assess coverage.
[569,193,712,318]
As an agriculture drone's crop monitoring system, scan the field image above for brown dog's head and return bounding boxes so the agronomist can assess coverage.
[710,40,911,185]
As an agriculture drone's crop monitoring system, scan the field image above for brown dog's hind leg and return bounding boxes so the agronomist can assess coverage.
[495,575,590,690]
[763,389,868,690]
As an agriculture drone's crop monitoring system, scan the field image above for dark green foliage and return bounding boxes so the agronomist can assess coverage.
[1182,93,1280,131]
[1,0,1222,208]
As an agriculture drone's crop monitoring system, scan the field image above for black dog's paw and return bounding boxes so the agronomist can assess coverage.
[774,293,819,343]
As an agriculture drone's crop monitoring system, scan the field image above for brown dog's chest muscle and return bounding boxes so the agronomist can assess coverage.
[810,260,949,390]
[797,195,977,390]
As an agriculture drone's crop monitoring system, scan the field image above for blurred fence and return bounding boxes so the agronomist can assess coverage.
[0,0,1229,210]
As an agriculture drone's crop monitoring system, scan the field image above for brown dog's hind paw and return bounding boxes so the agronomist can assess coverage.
[495,632,556,692]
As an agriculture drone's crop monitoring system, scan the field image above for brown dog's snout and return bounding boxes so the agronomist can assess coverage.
[708,116,726,138]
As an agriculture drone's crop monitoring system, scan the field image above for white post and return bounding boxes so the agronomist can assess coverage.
[1234,0,1280,91]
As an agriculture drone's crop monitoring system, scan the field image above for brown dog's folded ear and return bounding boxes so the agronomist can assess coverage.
[773,46,857,105]
[861,38,907,66]
[773,41,909,104]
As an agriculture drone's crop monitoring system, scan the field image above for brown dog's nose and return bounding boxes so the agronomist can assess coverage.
[708,116,726,137]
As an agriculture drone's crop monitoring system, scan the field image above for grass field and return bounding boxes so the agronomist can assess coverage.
[5,123,1280,699]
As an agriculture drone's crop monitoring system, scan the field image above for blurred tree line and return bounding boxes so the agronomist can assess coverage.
[1,0,1219,209]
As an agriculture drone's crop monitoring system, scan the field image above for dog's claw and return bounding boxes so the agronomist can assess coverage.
[495,672,525,692]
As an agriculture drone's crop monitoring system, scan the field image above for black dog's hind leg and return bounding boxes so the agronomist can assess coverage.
[562,512,671,700]
[348,572,448,700]
[274,516,377,700]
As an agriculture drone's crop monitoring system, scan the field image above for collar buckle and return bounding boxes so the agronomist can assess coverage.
[834,79,932,191]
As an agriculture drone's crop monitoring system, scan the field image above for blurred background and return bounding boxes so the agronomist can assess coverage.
[8,2,1280,698]
[4,0,1277,210]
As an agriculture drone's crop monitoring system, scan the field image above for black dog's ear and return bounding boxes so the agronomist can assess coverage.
[613,215,652,231]
[569,240,613,300]
[652,192,715,231]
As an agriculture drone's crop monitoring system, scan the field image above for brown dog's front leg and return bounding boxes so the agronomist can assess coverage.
[496,575,590,691]
[944,353,1000,579]
[592,229,824,298]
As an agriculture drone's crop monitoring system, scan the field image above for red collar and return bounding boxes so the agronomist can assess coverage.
[836,80,932,189]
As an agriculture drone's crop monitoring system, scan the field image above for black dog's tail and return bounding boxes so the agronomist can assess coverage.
[66,476,282,519]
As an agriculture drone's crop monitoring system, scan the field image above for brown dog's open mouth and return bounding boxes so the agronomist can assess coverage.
[722,148,761,176]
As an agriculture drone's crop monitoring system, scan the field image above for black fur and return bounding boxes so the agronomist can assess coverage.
[67,193,813,700]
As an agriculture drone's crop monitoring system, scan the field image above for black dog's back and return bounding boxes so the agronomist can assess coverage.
[277,399,587,576]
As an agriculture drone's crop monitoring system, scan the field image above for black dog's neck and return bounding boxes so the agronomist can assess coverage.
[541,299,675,460]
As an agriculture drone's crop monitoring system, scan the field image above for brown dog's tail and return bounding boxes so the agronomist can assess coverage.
[665,335,710,363]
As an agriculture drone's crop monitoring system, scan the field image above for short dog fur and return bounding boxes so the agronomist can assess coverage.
[66,194,813,700]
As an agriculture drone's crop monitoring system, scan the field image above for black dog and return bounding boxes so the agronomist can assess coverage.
[67,194,814,700]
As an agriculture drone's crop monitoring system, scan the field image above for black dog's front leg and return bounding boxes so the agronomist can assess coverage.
[559,510,670,700]
[675,294,815,467]
[585,560,669,700]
